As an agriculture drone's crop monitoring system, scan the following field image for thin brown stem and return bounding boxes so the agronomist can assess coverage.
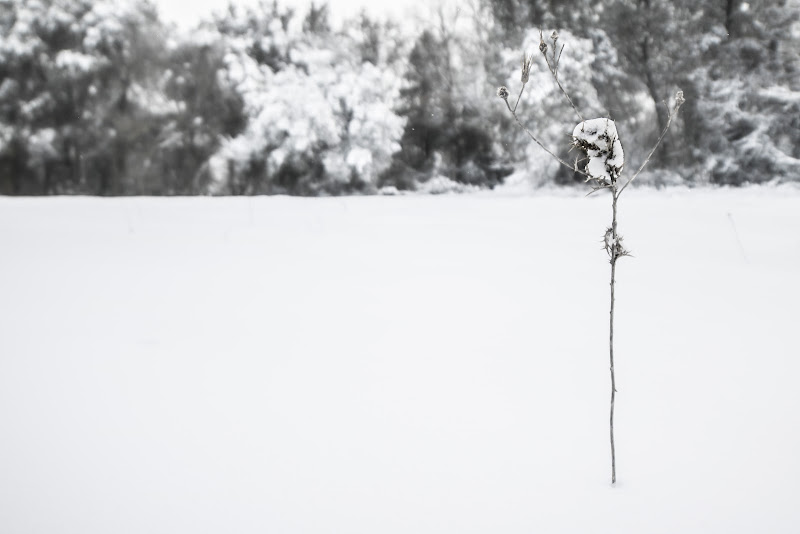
[619,100,683,195]
[504,98,590,179]
[609,187,619,486]
[512,83,526,113]
[554,44,564,73]
[550,43,583,122]
[541,38,583,122]
[499,35,682,487]
[554,73,584,122]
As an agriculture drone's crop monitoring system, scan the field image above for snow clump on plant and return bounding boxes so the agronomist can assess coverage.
[571,118,624,186]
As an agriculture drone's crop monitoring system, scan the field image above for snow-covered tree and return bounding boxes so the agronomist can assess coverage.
[388,5,512,191]
[152,28,246,194]
[0,0,166,194]
[207,4,406,195]
[675,0,800,183]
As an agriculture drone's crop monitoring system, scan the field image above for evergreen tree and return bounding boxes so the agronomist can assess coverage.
[390,15,508,191]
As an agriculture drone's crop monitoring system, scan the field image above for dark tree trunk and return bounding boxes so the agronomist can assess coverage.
[725,0,737,36]
[640,35,670,165]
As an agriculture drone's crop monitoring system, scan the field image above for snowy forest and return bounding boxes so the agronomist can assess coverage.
[1,0,799,196]
[3,2,800,531]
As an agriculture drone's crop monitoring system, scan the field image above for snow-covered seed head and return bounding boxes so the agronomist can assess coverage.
[675,90,685,108]
[497,86,509,100]
[571,118,625,186]
[551,30,558,41]
[521,53,533,83]
[539,39,548,54]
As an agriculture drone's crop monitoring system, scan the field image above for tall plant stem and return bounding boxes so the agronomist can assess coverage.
[498,34,682,485]
[609,188,619,485]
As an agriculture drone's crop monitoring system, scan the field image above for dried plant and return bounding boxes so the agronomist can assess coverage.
[497,31,684,485]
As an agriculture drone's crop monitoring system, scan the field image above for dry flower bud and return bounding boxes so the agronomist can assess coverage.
[675,90,685,107]
[496,86,509,100]
[551,30,558,41]
[539,40,547,54]
[521,53,533,83]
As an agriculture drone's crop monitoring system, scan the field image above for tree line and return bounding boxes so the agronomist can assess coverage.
[1,0,798,196]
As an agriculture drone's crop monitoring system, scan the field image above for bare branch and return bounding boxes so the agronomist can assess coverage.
[585,184,611,197]
[503,98,591,179]
[551,65,584,122]
[554,43,564,77]
[539,30,583,122]
[619,92,685,194]
[512,83,526,113]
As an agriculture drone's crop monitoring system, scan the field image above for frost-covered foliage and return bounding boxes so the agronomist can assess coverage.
[205,6,405,195]
[0,0,164,194]
[682,40,800,184]
[600,0,800,185]
[0,0,408,195]
[571,118,624,185]
[2,0,799,195]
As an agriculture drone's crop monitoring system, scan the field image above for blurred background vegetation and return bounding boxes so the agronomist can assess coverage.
[1,0,799,195]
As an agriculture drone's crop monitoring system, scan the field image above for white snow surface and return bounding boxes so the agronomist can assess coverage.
[1,188,800,533]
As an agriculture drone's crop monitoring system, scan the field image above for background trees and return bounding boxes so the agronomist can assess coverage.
[204,2,406,195]
[0,0,167,194]
[0,0,798,195]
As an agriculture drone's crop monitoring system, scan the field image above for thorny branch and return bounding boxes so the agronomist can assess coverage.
[497,30,683,486]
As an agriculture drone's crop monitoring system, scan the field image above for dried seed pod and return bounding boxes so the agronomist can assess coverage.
[521,53,533,84]
[675,90,685,108]
[496,86,509,100]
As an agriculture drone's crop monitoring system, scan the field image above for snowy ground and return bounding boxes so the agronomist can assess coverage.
[1,187,799,533]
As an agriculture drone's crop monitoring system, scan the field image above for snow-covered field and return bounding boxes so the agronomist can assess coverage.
[1,187,799,533]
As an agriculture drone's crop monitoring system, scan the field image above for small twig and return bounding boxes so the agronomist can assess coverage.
[513,83,526,113]
[585,184,610,197]
[539,31,583,122]
[553,70,584,122]
[503,98,591,179]
[554,44,564,77]
[608,185,621,485]
[619,93,684,194]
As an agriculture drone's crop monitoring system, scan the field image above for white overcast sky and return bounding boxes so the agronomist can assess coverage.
[155,0,427,28]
